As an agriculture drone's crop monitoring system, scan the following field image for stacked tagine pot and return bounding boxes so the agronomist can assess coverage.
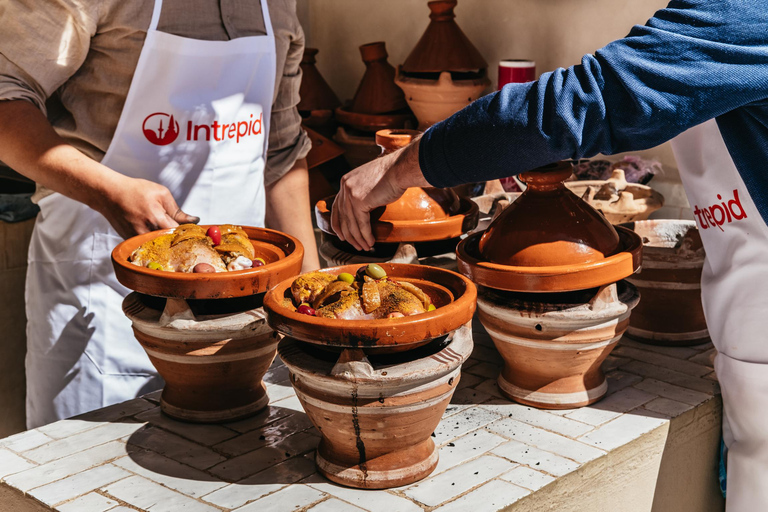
[298,47,342,139]
[334,42,416,168]
[263,263,476,489]
[316,128,478,268]
[112,227,303,422]
[456,161,643,409]
[396,0,490,129]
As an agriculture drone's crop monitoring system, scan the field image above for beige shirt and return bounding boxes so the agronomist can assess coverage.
[0,0,310,197]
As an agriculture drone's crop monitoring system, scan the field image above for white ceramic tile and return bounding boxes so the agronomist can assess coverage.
[455,372,484,390]
[470,344,502,364]
[634,378,712,406]
[492,440,579,477]
[472,379,505,399]
[621,361,719,394]
[265,382,297,402]
[224,404,295,434]
[487,418,605,464]
[57,492,118,512]
[448,387,493,406]
[500,466,556,491]
[112,450,227,498]
[141,390,163,404]
[102,475,219,512]
[202,455,316,509]
[0,449,35,479]
[127,426,226,471]
[404,455,515,507]
[688,348,717,368]
[104,508,136,512]
[28,464,130,507]
[269,394,307,414]
[209,431,319,481]
[432,407,501,445]
[480,403,594,438]
[643,397,695,418]
[214,412,315,457]
[306,498,365,512]
[232,484,326,512]
[463,362,500,380]
[134,407,238,446]
[564,386,657,426]
[303,473,422,512]
[5,441,127,492]
[432,479,529,512]
[263,364,290,384]
[619,337,700,360]
[602,354,631,372]
[73,397,156,424]
[605,370,643,396]
[434,429,508,474]
[578,413,668,451]
[24,422,142,464]
[612,346,711,377]
[0,429,53,453]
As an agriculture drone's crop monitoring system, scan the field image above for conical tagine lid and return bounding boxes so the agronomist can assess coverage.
[298,48,341,112]
[350,42,408,115]
[401,0,488,74]
[479,161,621,266]
[373,129,460,222]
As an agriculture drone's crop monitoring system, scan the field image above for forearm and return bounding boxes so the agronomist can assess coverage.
[0,99,124,213]
[265,158,320,271]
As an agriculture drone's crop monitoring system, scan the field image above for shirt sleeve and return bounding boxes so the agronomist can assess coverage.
[0,0,98,113]
[419,0,768,188]
[264,0,311,187]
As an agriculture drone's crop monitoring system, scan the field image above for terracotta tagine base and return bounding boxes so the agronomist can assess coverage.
[477,281,640,408]
[279,325,472,489]
[395,70,490,130]
[565,169,665,224]
[123,293,279,422]
[333,127,380,169]
[622,220,709,346]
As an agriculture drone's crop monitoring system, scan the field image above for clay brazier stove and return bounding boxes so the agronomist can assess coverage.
[456,162,643,409]
[112,227,303,422]
[316,129,479,269]
[263,263,476,489]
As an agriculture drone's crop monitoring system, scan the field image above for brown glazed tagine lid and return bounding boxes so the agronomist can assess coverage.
[456,161,643,292]
[350,42,408,115]
[314,130,479,242]
[112,226,304,299]
[298,48,342,113]
[401,0,488,75]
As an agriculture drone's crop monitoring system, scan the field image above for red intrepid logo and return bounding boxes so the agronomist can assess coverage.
[143,112,180,146]
[693,189,748,232]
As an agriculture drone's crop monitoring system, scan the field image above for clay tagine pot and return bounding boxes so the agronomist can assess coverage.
[622,220,709,346]
[457,162,642,293]
[264,263,476,488]
[565,169,665,224]
[332,126,381,168]
[298,48,341,138]
[112,226,303,422]
[335,42,415,133]
[395,0,491,129]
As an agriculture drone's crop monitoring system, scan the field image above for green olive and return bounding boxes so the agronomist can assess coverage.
[428,304,437,312]
[147,262,164,271]
[366,263,387,280]
[337,272,355,284]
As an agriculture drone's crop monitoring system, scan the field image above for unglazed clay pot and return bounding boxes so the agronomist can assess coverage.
[279,326,472,489]
[396,70,489,130]
[298,48,342,114]
[622,220,709,346]
[123,294,279,422]
[565,169,665,224]
[350,42,408,115]
[113,226,303,422]
[333,126,380,168]
[477,282,639,408]
[456,162,642,293]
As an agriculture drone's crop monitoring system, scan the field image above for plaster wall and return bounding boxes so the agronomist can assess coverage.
[297,0,684,186]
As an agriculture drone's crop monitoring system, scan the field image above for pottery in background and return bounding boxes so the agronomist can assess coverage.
[298,48,341,138]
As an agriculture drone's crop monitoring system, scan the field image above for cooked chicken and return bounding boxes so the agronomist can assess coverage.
[291,272,336,305]
[313,279,426,320]
[316,293,374,320]
[216,224,255,264]
[375,280,426,317]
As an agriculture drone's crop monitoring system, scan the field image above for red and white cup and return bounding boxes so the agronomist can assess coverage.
[498,60,536,89]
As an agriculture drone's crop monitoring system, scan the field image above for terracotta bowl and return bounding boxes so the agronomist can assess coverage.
[456,226,642,293]
[332,127,380,169]
[315,194,479,243]
[622,220,709,346]
[112,226,303,299]
[334,106,415,133]
[279,323,473,488]
[263,263,477,353]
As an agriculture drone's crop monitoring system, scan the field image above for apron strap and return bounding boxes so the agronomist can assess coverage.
[149,0,163,32]
[259,0,273,36]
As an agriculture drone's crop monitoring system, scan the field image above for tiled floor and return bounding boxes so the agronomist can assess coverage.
[0,320,719,512]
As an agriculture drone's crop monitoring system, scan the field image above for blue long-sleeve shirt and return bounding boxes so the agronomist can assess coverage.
[419,0,768,223]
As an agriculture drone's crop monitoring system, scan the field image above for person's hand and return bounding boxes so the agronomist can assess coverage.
[331,138,429,251]
[96,175,199,239]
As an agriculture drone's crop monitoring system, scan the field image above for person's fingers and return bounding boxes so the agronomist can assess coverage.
[171,208,200,225]
[331,194,345,242]
[352,205,374,251]
[340,208,364,251]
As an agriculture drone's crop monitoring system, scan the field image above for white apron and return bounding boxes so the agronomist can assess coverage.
[672,119,768,511]
[25,0,276,428]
